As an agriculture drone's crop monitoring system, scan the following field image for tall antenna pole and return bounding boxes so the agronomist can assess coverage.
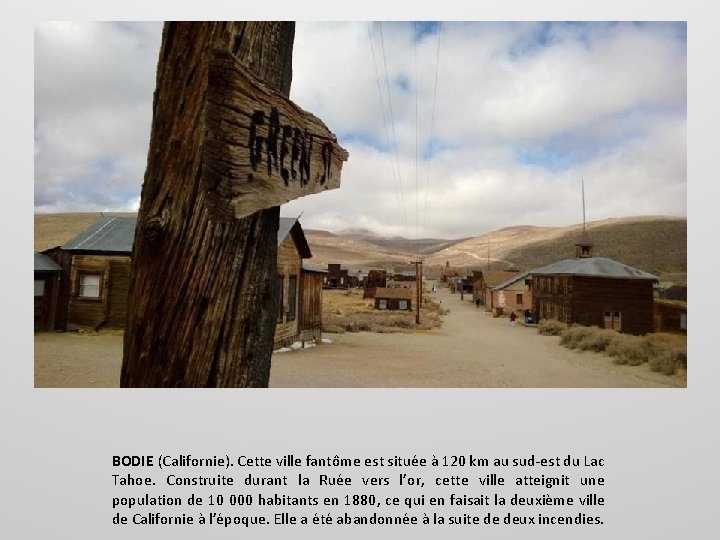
[582,179,586,232]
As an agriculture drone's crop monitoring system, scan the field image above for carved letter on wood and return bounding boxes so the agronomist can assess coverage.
[203,48,349,220]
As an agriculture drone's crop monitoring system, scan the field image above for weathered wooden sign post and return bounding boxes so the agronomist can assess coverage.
[121,22,347,387]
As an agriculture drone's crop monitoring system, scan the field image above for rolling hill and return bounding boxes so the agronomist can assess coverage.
[422,216,686,282]
[34,213,687,282]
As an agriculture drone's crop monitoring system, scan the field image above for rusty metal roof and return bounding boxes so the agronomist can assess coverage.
[530,257,657,280]
[62,216,136,253]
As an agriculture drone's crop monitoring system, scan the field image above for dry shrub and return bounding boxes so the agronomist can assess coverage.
[391,318,414,329]
[560,326,594,349]
[534,318,687,376]
[555,326,688,375]
[649,348,686,375]
[560,327,619,353]
[538,319,567,336]
[649,352,677,375]
[584,329,616,352]
[607,336,648,366]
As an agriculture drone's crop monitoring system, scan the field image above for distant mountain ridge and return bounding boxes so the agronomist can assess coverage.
[34,213,686,282]
[332,229,472,256]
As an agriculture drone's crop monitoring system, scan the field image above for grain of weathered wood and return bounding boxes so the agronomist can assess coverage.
[121,22,296,387]
[203,49,348,220]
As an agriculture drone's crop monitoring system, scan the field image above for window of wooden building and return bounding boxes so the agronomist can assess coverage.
[277,275,284,324]
[78,273,101,299]
[378,299,387,310]
[399,300,408,310]
[34,279,45,297]
[516,293,523,306]
[287,276,297,322]
[604,311,622,331]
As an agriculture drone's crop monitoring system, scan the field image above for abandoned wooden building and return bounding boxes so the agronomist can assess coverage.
[529,234,657,335]
[392,266,416,282]
[472,269,521,307]
[36,215,325,346]
[374,287,413,311]
[363,269,387,299]
[323,263,350,289]
[441,261,466,283]
[490,271,532,316]
[34,253,61,331]
[298,262,328,344]
[654,298,687,334]
[47,215,136,331]
[275,217,324,347]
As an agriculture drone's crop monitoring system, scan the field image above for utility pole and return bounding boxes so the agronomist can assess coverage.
[411,259,423,324]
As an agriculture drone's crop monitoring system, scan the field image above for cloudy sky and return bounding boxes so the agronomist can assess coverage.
[34,21,686,239]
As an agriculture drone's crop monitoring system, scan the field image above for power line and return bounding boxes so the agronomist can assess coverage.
[367,22,407,227]
[378,22,407,231]
[423,25,442,236]
[414,21,419,249]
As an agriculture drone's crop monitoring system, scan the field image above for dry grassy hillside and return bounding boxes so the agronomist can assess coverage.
[34,212,136,252]
[304,230,413,269]
[424,216,686,281]
[34,213,686,283]
[503,218,686,280]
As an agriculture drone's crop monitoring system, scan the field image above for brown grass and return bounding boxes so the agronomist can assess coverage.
[322,288,447,334]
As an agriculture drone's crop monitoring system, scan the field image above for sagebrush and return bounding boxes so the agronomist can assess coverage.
[539,320,686,376]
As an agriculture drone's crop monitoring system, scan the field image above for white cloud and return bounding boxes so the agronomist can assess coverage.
[35,21,686,239]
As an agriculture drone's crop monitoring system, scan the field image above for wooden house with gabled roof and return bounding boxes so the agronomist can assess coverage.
[490,271,532,315]
[50,215,136,330]
[38,215,325,345]
[275,217,317,347]
[374,287,413,311]
[472,269,522,308]
[363,269,387,299]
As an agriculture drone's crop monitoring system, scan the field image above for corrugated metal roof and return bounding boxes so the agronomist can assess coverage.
[530,257,657,280]
[62,216,137,253]
[278,217,312,258]
[302,262,328,273]
[34,253,61,272]
[492,271,531,291]
[277,217,296,245]
[62,215,310,257]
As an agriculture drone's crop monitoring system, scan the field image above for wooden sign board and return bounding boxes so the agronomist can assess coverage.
[203,49,349,220]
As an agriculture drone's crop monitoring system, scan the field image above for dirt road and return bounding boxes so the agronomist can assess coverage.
[34,285,683,388]
[269,285,683,388]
